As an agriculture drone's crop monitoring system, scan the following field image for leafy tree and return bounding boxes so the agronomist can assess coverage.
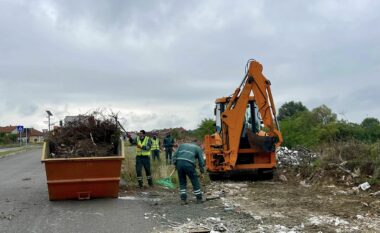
[194,118,216,140]
[361,117,380,129]
[311,105,337,125]
[278,101,308,121]
[280,111,319,148]
[360,117,380,143]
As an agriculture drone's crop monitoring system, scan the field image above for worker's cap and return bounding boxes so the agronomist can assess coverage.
[139,130,146,134]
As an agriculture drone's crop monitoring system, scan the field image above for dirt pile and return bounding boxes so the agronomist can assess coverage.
[47,113,121,158]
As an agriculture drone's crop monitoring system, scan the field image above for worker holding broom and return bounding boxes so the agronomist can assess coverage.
[172,141,205,205]
[128,130,153,188]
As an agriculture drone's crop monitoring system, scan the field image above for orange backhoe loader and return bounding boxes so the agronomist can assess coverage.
[204,59,283,180]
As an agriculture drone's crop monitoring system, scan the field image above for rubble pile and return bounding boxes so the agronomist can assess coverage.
[276,146,318,167]
[47,113,121,158]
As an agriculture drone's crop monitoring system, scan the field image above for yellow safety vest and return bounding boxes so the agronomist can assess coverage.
[151,138,160,151]
[136,136,151,156]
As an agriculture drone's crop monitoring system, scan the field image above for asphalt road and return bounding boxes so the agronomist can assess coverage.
[0,149,156,233]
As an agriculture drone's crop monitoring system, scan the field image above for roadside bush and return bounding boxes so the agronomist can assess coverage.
[0,133,17,145]
[316,140,380,184]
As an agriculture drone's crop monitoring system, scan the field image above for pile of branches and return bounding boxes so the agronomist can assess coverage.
[47,112,122,158]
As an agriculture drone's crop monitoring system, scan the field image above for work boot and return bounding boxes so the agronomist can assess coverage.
[196,195,204,204]
[138,181,143,189]
[181,200,188,205]
[148,178,153,187]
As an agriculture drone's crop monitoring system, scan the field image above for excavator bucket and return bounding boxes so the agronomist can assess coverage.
[246,128,276,152]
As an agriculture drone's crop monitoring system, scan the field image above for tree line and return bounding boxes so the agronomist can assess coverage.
[278,101,380,148]
[194,101,380,149]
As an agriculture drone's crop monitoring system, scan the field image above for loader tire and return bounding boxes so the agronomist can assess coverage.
[258,169,274,180]
[208,173,223,181]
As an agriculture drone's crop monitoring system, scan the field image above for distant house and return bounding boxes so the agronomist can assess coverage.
[23,128,44,143]
[0,125,44,143]
[0,126,18,134]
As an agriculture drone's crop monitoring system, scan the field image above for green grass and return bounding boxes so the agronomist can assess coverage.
[121,145,179,187]
[121,143,209,189]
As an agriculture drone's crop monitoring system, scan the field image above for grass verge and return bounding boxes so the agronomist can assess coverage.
[0,145,41,158]
[121,142,209,189]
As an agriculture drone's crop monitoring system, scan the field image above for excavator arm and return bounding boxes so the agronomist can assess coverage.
[247,60,282,145]
[220,60,283,169]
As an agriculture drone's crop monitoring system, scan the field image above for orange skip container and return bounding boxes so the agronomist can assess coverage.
[41,140,125,201]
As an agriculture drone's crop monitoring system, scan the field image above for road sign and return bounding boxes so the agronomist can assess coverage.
[16,125,24,132]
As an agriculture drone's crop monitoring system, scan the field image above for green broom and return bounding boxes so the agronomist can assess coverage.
[156,168,176,189]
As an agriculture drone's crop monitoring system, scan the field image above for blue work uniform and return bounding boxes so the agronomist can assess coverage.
[173,143,205,201]
[163,135,175,164]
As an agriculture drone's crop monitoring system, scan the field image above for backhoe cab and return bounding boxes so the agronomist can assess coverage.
[204,60,283,180]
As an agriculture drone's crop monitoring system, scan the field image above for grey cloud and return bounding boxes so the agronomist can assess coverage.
[1,0,380,130]
[18,104,39,116]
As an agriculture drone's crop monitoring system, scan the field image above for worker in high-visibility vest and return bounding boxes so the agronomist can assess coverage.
[128,130,153,188]
[150,133,160,161]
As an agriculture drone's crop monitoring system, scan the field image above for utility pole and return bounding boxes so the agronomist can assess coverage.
[19,130,22,147]
[46,110,53,131]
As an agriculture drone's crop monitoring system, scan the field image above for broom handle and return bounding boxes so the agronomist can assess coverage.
[169,168,176,177]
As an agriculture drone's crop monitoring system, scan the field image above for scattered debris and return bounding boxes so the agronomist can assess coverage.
[189,228,210,233]
[205,217,221,223]
[279,174,288,182]
[276,146,318,167]
[22,177,31,181]
[359,182,371,191]
[370,191,380,196]
[336,164,360,178]
[357,215,364,220]
[205,195,220,201]
[308,215,349,227]
[148,178,380,233]
[300,180,311,188]
[212,223,227,232]
[223,183,248,189]
[0,213,14,221]
[334,186,360,196]
[223,207,234,212]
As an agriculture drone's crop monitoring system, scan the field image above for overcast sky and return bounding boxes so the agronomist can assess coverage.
[1,0,379,131]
